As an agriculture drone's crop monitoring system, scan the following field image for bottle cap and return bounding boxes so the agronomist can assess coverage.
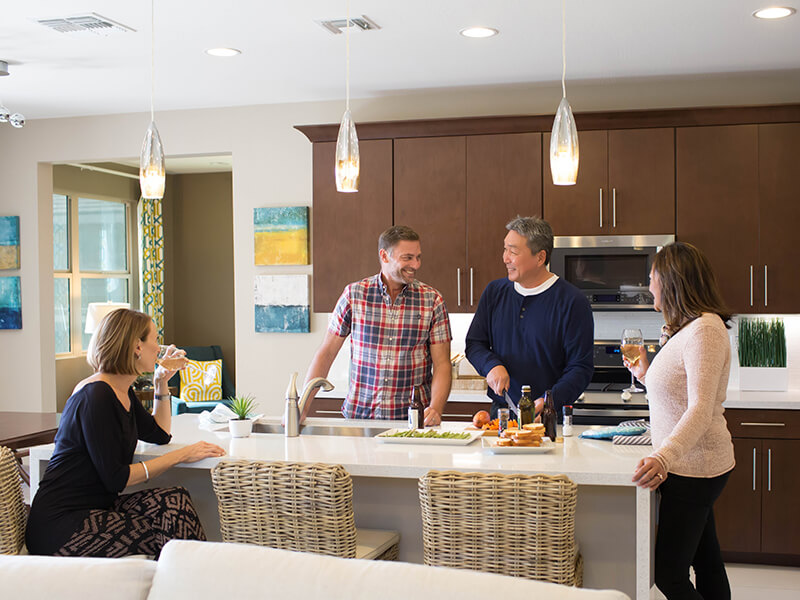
[521,385,531,392]
[563,405,573,416]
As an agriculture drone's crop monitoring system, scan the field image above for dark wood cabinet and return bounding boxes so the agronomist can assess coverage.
[715,409,800,564]
[312,140,394,312]
[543,128,674,236]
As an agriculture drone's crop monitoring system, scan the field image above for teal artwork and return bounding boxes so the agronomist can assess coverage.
[0,216,20,270]
[0,276,22,329]
[254,275,309,333]
[254,206,309,265]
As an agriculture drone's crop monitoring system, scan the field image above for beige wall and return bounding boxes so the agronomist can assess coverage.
[1,72,800,414]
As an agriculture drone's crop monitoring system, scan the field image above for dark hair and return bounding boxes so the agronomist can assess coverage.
[505,216,554,265]
[87,309,152,375]
[378,225,420,254]
[652,242,732,332]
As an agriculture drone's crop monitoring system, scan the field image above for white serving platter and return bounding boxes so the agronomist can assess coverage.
[482,438,557,454]
[375,428,483,446]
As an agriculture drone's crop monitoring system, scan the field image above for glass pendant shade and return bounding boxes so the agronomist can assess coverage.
[335,109,360,192]
[550,97,579,186]
[0,105,8,123]
[140,120,166,199]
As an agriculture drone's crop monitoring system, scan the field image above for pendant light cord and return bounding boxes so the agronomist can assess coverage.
[561,0,567,99]
[345,0,351,111]
[150,0,155,122]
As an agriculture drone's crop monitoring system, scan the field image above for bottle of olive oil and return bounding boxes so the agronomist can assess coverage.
[542,389,558,442]
[518,385,534,427]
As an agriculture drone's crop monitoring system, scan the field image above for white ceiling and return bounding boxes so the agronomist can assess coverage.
[1,1,799,122]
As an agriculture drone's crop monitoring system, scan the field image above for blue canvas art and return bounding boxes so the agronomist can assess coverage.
[0,216,20,270]
[254,275,309,333]
[0,276,22,329]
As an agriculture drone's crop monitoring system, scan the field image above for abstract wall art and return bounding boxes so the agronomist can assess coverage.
[0,216,20,270]
[254,274,309,333]
[0,276,22,329]
[254,206,309,265]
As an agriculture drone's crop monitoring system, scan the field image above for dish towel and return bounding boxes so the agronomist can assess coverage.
[579,424,648,440]
[612,419,652,445]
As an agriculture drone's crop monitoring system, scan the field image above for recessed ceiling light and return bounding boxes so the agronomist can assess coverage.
[205,47,241,57]
[459,26,499,39]
[753,6,796,19]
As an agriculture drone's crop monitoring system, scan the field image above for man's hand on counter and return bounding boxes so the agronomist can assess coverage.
[424,406,442,426]
[486,365,510,396]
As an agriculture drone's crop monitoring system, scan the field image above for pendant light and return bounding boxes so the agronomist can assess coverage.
[334,0,360,193]
[140,0,166,200]
[549,0,579,186]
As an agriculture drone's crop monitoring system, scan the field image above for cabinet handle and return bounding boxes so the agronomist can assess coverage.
[764,265,768,307]
[752,447,757,491]
[612,188,617,228]
[457,268,461,307]
[740,422,785,427]
[599,189,603,227]
[768,448,772,492]
[470,267,474,306]
[749,265,754,307]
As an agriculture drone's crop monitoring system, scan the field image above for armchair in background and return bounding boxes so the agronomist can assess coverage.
[168,345,235,415]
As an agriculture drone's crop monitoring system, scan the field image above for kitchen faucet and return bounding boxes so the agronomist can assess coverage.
[284,373,335,437]
[299,377,335,415]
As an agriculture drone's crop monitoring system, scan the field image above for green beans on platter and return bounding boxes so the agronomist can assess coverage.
[382,429,471,439]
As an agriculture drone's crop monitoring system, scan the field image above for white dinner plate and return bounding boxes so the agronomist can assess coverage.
[482,438,556,454]
[375,428,482,445]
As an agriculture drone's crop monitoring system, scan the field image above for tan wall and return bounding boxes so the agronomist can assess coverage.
[55,357,92,412]
[164,172,235,382]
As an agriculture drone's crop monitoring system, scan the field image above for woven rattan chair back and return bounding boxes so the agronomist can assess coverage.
[212,460,358,558]
[0,446,26,555]
[419,470,582,586]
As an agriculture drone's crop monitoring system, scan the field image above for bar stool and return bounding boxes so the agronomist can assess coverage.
[0,445,26,555]
[419,470,582,586]
[211,459,399,560]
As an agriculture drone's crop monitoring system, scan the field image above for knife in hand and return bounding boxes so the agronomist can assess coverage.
[504,391,520,421]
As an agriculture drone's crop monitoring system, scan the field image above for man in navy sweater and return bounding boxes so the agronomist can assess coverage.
[466,216,593,418]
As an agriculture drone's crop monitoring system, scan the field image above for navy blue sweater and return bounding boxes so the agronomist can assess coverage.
[465,277,594,415]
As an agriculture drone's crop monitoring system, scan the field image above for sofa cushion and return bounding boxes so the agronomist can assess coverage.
[148,540,630,600]
[0,554,156,600]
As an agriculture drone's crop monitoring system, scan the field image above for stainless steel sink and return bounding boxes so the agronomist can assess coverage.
[253,422,390,437]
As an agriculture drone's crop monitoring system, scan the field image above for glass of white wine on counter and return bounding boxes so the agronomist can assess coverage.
[621,328,644,393]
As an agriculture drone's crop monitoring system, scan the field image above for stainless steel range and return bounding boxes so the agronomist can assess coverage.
[572,340,660,425]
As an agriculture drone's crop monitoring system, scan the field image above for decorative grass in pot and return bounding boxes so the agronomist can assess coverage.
[738,318,787,391]
[226,394,257,437]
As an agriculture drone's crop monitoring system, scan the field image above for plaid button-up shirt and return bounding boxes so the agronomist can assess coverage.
[329,274,452,420]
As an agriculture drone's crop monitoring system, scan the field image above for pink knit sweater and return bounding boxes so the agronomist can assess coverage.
[642,313,735,478]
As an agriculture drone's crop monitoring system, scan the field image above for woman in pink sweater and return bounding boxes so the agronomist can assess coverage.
[625,242,735,600]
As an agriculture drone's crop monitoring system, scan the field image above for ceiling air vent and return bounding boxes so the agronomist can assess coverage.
[317,15,381,35]
[36,13,136,36]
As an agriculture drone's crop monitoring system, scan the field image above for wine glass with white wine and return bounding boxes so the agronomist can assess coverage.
[156,345,188,371]
[621,328,645,393]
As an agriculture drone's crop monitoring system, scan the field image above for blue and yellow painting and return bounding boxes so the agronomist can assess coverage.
[254,275,309,333]
[254,206,309,265]
[0,216,20,270]
[0,276,22,329]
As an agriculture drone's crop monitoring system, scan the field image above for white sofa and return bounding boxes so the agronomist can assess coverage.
[0,540,630,600]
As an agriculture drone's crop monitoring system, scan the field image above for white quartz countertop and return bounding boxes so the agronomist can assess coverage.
[36,415,656,487]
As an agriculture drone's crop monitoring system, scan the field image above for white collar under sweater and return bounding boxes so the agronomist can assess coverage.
[514,274,559,297]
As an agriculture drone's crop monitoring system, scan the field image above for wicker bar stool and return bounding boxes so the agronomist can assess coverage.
[419,470,583,586]
[211,459,399,560]
[0,445,27,555]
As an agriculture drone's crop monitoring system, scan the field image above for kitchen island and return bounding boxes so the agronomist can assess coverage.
[29,416,655,600]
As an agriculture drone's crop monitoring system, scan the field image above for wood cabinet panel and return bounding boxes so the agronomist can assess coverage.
[312,140,394,312]
[676,125,760,313]
[761,439,800,555]
[726,408,800,439]
[394,137,466,307]
[758,123,800,313]
[716,438,761,553]
[466,133,542,308]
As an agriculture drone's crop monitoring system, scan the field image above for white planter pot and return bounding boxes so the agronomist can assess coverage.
[739,367,788,392]
[228,418,254,438]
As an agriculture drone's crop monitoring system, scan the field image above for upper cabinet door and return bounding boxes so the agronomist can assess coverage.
[312,139,394,312]
[394,136,467,309]
[676,125,760,313]
[758,123,800,314]
[543,130,608,236]
[466,133,542,309]
[607,128,675,235]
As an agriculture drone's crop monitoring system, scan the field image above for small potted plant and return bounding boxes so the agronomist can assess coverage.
[226,394,258,438]
[738,317,787,391]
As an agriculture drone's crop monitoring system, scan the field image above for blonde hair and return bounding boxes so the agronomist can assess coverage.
[87,309,153,375]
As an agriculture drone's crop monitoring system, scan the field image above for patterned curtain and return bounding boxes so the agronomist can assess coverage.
[138,197,165,342]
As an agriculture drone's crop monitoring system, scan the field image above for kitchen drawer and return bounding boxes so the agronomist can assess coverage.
[307,397,346,418]
[725,408,800,439]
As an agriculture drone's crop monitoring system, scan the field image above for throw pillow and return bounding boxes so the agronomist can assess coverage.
[180,359,223,402]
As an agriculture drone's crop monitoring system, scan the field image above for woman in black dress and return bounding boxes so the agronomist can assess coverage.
[26,309,225,557]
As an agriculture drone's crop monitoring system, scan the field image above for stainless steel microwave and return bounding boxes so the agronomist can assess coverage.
[550,234,675,310]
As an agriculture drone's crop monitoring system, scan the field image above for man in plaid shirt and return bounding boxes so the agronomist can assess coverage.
[302,226,452,425]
